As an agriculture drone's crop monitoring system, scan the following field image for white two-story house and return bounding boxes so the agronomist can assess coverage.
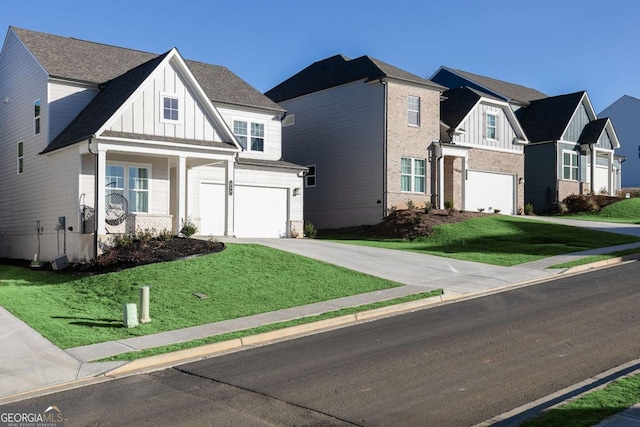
[0,27,305,262]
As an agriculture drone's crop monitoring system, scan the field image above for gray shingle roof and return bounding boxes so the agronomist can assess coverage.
[516,91,586,142]
[440,87,503,130]
[578,118,609,145]
[11,27,282,112]
[265,54,445,103]
[438,67,548,106]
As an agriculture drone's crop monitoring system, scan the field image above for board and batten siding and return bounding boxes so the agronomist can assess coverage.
[217,105,282,161]
[108,60,223,143]
[279,80,385,229]
[562,101,590,142]
[49,81,98,141]
[451,103,523,153]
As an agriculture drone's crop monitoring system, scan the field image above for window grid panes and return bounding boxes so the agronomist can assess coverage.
[408,96,420,126]
[163,96,179,121]
[17,141,23,174]
[106,165,150,213]
[401,157,425,193]
[486,113,497,140]
[233,121,248,149]
[305,165,316,187]
[251,123,264,152]
[563,151,578,181]
[34,100,41,135]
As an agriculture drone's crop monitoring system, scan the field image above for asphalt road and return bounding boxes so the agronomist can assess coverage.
[7,262,640,426]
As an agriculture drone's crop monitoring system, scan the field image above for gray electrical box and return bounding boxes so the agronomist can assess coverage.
[58,216,66,229]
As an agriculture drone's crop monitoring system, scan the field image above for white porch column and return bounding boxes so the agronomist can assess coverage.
[97,149,107,234]
[607,151,614,195]
[438,155,444,209]
[590,145,596,194]
[177,155,187,231]
[226,160,235,236]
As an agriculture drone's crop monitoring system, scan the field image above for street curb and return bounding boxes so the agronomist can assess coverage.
[3,254,639,403]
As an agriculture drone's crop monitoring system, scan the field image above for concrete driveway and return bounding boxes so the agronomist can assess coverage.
[226,216,640,295]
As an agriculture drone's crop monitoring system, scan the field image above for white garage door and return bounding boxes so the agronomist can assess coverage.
[235,186,288,238]
[200,183,226,235]
[465,171,514,214]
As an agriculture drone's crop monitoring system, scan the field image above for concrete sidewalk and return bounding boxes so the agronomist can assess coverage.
[1,216,640,427]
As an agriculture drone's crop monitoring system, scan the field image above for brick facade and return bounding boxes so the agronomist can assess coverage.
[385,81,441,211]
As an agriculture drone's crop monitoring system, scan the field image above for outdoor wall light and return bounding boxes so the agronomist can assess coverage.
[228,180,233,196]
[519,177,525,185]
[293,188,301,196]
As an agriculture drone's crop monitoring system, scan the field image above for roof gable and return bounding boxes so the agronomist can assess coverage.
[10,26,281,112]
[44,49,241,153]
[431,66,548,106]
[516,91,592,142]
[578,118,620,149]
[265,54,444,103]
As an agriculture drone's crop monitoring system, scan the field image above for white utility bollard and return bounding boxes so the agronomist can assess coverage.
[139,285,151,323]
[123,303,138,328]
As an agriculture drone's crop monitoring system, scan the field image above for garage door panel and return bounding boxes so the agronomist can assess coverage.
[235,186,288,238]
[465,171,514,214]
[200,183,226,235]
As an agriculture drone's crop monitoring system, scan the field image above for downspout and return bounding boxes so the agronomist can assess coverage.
[381,78,388,218]
[87,136,98,260]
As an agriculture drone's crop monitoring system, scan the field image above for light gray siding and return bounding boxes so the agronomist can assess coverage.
[562,101,590,142]
[49,81,98,141]
[596,129,613,149]
[279,81,385,229]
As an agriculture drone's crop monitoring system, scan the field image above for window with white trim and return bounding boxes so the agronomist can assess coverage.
[34,99,40,135]
[106,164,150,213]
[233,120,264,152]
[408,96,420,126]
[401,157,425,192]
[305,165,316,187]
[562,150,578,181]
[486,112,497,140]
[160,93,181,123]
[17,141,23,175]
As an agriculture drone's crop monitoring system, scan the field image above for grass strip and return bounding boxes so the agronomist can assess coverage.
[325,216,639,266]
[97,289,443,362]
[548,248,640,269]
[522,374,640,427]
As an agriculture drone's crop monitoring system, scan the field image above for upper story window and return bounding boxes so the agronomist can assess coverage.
[486,112,497,140]
[160,93,181,124]
[305,165,316,187]
[34,99,41,135]
[562,150,578,181]
[233,120,264,152]
[408,96,420,126]
[106,164,150,213]
[401,157,425,193]
[17,141,23,175]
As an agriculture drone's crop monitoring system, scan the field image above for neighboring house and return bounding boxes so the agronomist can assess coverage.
[431,67,621,212]
[265,54,446,229]
[599,95,639,188]
[430,66,548,110]
[0,27,305,262]
[439,87,528,214]
[516,92,620,212]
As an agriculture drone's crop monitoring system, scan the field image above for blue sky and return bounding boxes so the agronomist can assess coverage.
[2,0,638,112]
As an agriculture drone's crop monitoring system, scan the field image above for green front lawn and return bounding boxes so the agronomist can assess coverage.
[325,216,640,266]
[567,198,640,224]
[0,244,403,349]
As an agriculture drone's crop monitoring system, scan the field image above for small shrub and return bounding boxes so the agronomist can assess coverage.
[406,199,416,210]
[494,209,501,214]
[135,228,155,242]
[444,200,454,213]
[157,228,174,241]
[180,217,198,238]
[423,202,432,214]
[477,208,485,213]
[304,221,317,238]
[112,233,135,248]
[524,203,534,215]
[388,205,397,215]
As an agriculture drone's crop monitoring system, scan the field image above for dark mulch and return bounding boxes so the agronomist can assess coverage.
[320,208,491,240]
[73,237,225,273]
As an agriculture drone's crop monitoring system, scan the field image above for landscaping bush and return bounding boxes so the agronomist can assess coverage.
[562,194,622,214]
